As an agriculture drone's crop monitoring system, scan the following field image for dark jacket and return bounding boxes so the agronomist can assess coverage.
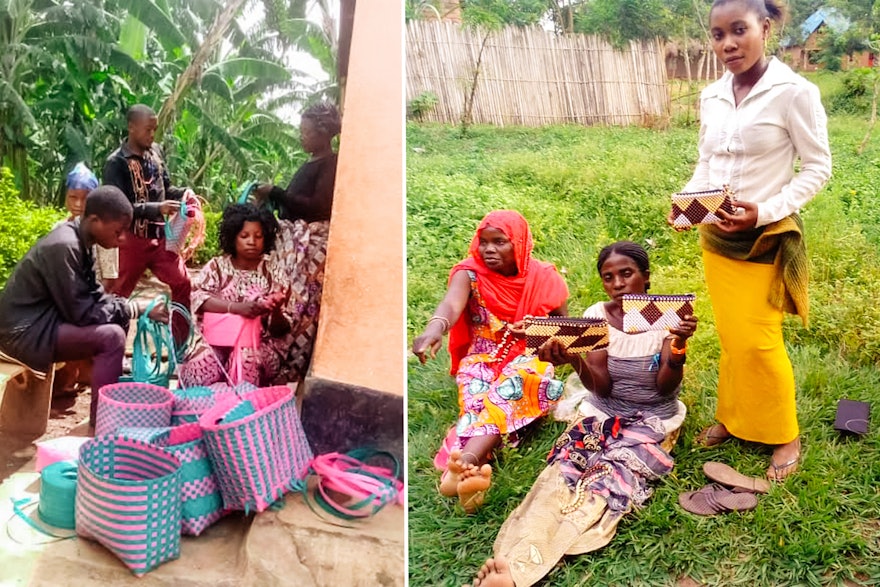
[0,220,131,374]
[268,154,338,222]
[103,141,185,239]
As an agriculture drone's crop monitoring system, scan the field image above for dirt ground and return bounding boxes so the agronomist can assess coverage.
[0,271,178,482]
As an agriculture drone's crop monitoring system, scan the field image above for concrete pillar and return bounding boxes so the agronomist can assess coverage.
[300,1,404,466]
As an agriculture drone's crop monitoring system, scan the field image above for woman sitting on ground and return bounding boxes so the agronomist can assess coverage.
[465,241,697,587]
[412,210,569,513]
[178,203,294,388]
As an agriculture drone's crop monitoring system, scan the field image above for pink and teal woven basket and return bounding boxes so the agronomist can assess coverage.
[75,435,182,576]
[95,382,173,436]
[199,386,313,513]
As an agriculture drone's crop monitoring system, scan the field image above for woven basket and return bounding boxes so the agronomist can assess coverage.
[95,383,173,437]
[200,386,313,513]
[75,435,182,576]
[160,424,226,536]
[171,382,256,425]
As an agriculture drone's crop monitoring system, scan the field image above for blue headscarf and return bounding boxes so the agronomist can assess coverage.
[66,162,99,191]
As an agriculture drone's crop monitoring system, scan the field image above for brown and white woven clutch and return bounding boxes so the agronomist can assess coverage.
[670,186,735,228]
[622,294,695,334]
[523,317,609,355]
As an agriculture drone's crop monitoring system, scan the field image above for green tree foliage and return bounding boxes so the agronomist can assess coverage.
[573,0,669,46]
[0,0,336,208]
[460,0,548,28]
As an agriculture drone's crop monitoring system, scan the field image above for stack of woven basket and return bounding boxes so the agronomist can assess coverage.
[75,381,314,576]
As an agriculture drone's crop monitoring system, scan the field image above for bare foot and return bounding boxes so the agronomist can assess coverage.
[458,463,492,514]
[695,422,731,447]
[464,557,515,587]
[440,449,470,497]
[767,437,801,481]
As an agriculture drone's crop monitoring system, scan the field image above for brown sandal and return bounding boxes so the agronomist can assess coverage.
[695,423,731,448]
[679,484,758,516]
[703,461,770,494]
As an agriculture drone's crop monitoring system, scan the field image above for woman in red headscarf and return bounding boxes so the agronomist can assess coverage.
[412,210,568,512]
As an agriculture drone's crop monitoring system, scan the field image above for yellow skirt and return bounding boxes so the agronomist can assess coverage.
[703,250,799,444]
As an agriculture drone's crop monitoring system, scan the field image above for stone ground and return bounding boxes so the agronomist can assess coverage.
[0,271,404,586]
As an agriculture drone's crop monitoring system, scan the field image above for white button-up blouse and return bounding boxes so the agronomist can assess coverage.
[682,57,832,227]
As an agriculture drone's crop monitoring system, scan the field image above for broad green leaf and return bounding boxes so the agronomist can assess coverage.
[114,0,187,54]
[205,57,292,83]
[118,14,147,60]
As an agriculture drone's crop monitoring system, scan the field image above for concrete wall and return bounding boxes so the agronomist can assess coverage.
[308,0,404,397]
[301,1,404,467]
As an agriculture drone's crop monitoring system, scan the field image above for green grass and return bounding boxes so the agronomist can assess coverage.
[407,112,880,585]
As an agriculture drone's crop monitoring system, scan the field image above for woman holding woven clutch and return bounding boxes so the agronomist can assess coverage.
[670,0,832,481]
[462,242,697,587]
[412,210,569,513]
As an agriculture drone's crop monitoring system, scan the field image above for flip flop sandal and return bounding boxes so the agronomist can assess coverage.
[678,484,726,516]
[703,461,770,493]
[695,424,731,448]
[711,487,758,512]
[679,484,758,516]
[767,455,800,482]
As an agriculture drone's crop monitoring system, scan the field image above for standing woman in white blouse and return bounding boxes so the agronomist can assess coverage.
[672,0,832,481]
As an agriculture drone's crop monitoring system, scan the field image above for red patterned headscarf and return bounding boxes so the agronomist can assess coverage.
[447,210,569,374]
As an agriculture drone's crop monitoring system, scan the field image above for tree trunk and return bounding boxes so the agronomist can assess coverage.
[156,0,248,137]
[460,30,491,137]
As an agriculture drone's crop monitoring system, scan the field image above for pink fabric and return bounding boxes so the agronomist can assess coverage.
[201,312,261,385]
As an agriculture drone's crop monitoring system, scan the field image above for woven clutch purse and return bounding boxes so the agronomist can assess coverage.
[523,317,609,355]
[622,294,695,334]
[670,186,735,228]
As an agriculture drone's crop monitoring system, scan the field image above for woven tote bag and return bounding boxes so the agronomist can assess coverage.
[114,425,226,535]
[95,382,174,437]
[171,382,257,425]
[200,386,313,513]
[75,435,182,576]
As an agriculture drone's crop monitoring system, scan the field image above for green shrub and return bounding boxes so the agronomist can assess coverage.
[407,91,439,122]
[826,67,873,115]
[191,208,222,266]
[0,167,65,286]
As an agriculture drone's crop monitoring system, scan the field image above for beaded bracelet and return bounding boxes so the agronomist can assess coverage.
[670,339,687,355]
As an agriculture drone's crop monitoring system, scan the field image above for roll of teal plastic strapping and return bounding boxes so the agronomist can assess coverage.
[38,461,78,530]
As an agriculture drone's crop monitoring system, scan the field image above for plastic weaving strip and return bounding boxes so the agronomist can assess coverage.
[670,186,736,228]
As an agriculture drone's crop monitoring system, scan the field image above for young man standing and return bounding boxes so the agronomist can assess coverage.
[102,104,191,340]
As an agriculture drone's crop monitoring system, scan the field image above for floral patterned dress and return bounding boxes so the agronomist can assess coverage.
[454,271,563,441]
[178,255,294,387]
[267,219,330,383]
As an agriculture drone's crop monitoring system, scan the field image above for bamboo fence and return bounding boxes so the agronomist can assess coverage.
[406,21,670,127]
